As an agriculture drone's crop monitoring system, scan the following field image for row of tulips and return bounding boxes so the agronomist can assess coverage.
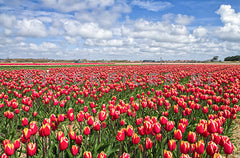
[0,64,239,157]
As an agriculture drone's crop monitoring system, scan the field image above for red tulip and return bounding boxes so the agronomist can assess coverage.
[223,141,234,155]
[165,121,175,132]
[120,152,130,158]
[132,133,140,144]
[187,131,196,144]
[83,151,92,158]
[136,118,143,126]
[59,137,68,151]
[116,129,125,142]
[77,111,84,122]
[153,122,161,134]
[196,123,204,134]
[174,129,182,140]
[21,117,28,126]
[3,139,10,147]
[168,139,176,151]
[71,145,79,156]
[93,121,101,131]
[75,135,83,145]
[23,128,31,140]
[87,116,94,126]
[69,130,76,140]
[42,123,51,136]
[145,137,153,150]
[83,126,90,135]
[13,139,20,150]
[160,116,168,125]
[125,125,134,137]
[29,121,38,135]
[68,112,74,121]
[120,120,125,126]
[0,153,9,158]
[195,140,205,154]
[57,131,64,141]
[163,150,173,158]
[180,141,190,154]
[97,151,107,158]
[5,144,15,156]
[99,111,106,122]
[27,142,37,156]
[156,133,162,142]
[143,121,153,135]
[207,120,218,133]
[206,141,219,156]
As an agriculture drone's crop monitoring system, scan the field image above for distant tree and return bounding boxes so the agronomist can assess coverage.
[224,55,240,61]
[210,56,219,62]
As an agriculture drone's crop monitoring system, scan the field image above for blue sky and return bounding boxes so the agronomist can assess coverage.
[0,0,240,61]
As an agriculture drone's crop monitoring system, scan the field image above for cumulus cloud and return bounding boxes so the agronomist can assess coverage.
[16,19,47,37]
[174,14,194,25]
[193,26,208,37]
[63,20,112,39]
[131,0,172,12]
[215,5,240,41]
[42,0,114,12]
[0,14,16,28]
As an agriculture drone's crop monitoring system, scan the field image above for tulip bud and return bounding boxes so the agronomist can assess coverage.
[174,129,182,140]
[29,121,38,135]
[77,111,84,122]
[42,123,51,136]
[23,128,31,140]
[160,116,168,125]
[87,116,94,126]
[125,125,134,137]
[195,140,205,154]
[136,118,143,126]
[120,152,130,158]
[97,151,107,158]
[71,145,79,156]
[83,126,90,135]
[187,131,196,144]
[145,137,153,150]
[143,121,153,135]
[196,123,204,134]
[75,135,83,145]
[207,120,218,133]
[93,121,101,131]
[13,139,20,150]
[180,141,190,154]
[153,122,161,134]
[206,141,219,156]
[223,141,234,155]
[83,151,92,158]
[132,133,140,145]
[21,117,28,126]
[69,130,76,140]
[59,137,68,151]
[5,144,15,156]
[57,131,64,141]
[99,111,106,122]
[156,133,162,142]
[168,139,176,151]
[165,121,175,132]
[116,129,125,142]
[163,150,173,158]
[27,142,37,156]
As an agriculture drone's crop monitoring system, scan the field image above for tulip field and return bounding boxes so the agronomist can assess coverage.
[0,64,240,158]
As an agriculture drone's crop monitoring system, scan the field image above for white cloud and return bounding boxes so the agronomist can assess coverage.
[215,5,240,41]
[174,14,194,25]
[16,19,47,37]
[63,20,112,39]
[0,14,16,28]
[131,0,172,12]
[42,0,115,12]
[193,26,208,37]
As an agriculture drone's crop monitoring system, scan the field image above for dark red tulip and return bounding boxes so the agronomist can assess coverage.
[75,135,83,145]
[180,141,190,154]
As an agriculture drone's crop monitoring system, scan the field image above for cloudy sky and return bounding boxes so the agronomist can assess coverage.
[0,0,240,61]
